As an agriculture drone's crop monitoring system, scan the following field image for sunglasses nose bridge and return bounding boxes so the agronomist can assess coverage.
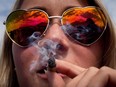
[44,16,64,38]
[48,16,62,25]
[49,16,62,19]
[43,19,65,40]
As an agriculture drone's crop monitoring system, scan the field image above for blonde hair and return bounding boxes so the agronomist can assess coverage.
[94,0,116,68]
[0,0,116,87]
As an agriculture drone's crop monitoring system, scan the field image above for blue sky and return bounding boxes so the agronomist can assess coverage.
[103,0,116,22]
[0,0,15,47]
[0,0,15,38]
[0,0,116,47]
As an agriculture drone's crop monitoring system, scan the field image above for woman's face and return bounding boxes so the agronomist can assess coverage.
[12,0,104,87]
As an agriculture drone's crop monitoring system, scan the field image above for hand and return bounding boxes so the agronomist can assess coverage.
[46,60,116,87]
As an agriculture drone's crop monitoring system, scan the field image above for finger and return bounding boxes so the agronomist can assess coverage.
[47,71,65,87]
[66,70,87,87]
[77,67,99,87]
[55,59,86,78]
[88,67,116,87]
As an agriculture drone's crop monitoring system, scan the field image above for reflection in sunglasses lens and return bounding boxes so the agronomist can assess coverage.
[6,7,106,46]
[62,7,106,45]
[6,10,48,46]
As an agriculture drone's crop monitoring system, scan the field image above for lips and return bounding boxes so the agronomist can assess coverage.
[37,67,47,74]
[36,67,66,79]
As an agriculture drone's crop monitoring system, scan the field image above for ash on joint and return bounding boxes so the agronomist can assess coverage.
[48,56,56,68]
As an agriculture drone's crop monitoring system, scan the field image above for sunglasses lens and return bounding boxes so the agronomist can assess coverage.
[62,7,106,45]
[6,10,48,46]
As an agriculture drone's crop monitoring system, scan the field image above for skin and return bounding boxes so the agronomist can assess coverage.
[12,0,116,87]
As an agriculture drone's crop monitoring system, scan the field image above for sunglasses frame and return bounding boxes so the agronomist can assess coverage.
[4,6,107,47]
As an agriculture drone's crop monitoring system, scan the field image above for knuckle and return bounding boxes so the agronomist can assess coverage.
[87,67,98,72]
[99,66,110,75]
[100,66,109,72]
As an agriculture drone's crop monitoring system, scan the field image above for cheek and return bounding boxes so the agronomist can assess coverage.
[12,44,38,72]
[69,40,104,68]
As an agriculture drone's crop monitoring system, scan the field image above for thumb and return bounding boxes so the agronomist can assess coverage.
[46,71,65,87]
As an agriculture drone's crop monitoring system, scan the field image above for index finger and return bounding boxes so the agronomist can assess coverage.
[55,59,86,78]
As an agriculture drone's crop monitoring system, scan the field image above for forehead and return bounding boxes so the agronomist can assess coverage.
[20,0,89,15]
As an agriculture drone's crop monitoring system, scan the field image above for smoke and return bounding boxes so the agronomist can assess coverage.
[61,22,76,34]
[27,32,41,44]
[28,24,70,73]
[28,23,74,73]
[29,35,59,73]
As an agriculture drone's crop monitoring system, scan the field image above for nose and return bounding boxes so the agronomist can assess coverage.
[43,17,66,41]
[42,16,70,52]
[45,23,64,40]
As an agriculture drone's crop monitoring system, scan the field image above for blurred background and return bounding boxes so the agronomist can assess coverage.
[0,0,116,49]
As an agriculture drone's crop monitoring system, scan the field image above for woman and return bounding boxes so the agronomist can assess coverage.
[0,0,116,87]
